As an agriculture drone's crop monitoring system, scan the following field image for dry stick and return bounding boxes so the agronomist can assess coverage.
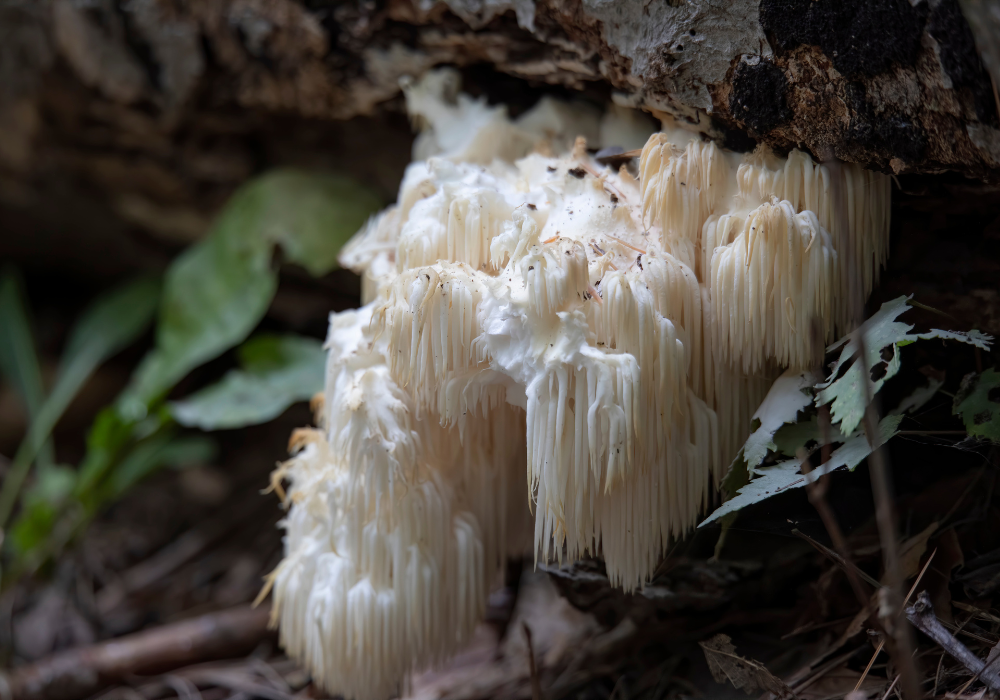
[800,459,870,608]
[802,321,872,611]
[953,638,1000,696]
[522,622,543,700]
[0,605,273,700]
[855,329,923,700]
[792,529,880,589]
[794,646,867,693]
[880,675,900,700]
[854,550,938,691]
[905,591,1000,693]
[933,652,945,697]
[800,323,872,608]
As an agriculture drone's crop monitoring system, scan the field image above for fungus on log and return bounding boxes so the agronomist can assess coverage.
[269,71,892,699]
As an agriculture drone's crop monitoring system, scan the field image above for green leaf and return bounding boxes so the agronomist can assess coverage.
[772,416,823,457]
[7,465,77,554]
[123,220,278,415]
[122,169,379,413]
[953,368,1000,442]
[816,296,992,436]
[720,448,750,500]
[890,374,945,416]
[743,368,820,473]
[0,271,55,470]
[0,277,160,529]
[63,277,161,370]
[247,170,383,277]
[74,407,140,497]
[700,415,903,526]
[170,334,325,430]
[102,433,217,502]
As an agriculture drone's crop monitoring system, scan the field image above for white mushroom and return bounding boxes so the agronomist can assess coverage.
[269,70,892,700]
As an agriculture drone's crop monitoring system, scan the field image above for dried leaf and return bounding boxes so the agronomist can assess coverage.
[699,633,793,697]
[892,522,939,584]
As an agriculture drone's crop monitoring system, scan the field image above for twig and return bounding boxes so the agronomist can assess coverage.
[855,550,937,691]
[880,675,900,700]
[904,592,1000,693]
[791,529,879,589]
[856,329,922,699]
[0,605,273,700]
[856,640,885,693]
[179,669,295,700]
[522,622,544,700]
[801,321,871,612]
[933,652,945,697]
[792,647,865,693]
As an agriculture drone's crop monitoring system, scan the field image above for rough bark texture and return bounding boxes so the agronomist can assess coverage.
[1,0,998,273]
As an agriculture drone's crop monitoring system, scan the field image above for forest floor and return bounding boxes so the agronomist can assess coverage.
[2,177,1000,700]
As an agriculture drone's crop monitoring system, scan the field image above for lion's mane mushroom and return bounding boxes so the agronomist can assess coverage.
[270,70,891,699]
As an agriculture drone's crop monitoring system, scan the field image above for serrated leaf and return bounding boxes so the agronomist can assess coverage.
[121,170,379,413]
[816,296,992,435]
[743,368,819,472]
[891,374,945,416]
[700,415,903,526]
[170,334,325,431]
[953,368,1000,442]
[720,448,750,500]
[772,416,823,456]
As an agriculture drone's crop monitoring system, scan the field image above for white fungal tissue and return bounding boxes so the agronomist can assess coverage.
[270,70,892,700]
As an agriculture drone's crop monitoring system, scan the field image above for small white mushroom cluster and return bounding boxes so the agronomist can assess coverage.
[269,71,892,699]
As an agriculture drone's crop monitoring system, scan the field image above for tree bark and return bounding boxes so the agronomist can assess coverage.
[1,0,998,275]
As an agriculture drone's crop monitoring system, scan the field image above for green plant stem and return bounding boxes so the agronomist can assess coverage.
[0,346,115,531]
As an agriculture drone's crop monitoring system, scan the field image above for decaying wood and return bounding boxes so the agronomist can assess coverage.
[0,605,273,700]
[1,0,999,276]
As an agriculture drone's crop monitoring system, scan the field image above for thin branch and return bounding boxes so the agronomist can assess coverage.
[791,529,879,589]
[523,623,544,700]
[855,329,922,699]
[0,605,273,700]
[905,592,1000,693]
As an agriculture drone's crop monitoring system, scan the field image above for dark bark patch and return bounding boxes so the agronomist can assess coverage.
[729,57,792,135]
[721,125,758,153]
[759,0,928,78]
[927,0,1000,126]
[845,81,928,165]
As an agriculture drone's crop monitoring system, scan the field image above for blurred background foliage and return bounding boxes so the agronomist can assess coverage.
[0,168,381,589]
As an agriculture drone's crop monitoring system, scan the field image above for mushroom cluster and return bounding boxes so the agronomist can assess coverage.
[269,71,891,699]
